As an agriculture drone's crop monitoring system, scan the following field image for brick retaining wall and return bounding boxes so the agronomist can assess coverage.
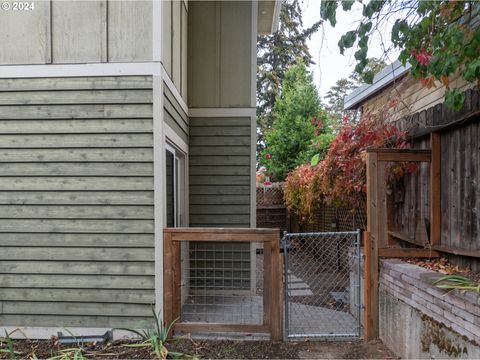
[380,259,480,358]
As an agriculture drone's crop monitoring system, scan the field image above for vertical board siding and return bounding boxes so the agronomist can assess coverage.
[107,0,153,62]
[51,0,107,63]
[189,117,251,227]
[0,0,155,65]
[0,76,155,328]
[188,1,253,108]
[0,0,51,64]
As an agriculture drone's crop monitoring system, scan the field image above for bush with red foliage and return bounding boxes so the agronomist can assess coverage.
[284,114,416,221]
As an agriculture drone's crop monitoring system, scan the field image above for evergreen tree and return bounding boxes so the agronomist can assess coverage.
[257,0,322,151]
[260,62,333,181]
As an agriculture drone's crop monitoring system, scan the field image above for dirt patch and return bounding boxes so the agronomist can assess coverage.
[1,338,398,359]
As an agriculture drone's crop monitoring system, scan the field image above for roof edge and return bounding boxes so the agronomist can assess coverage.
[344,60,411,110]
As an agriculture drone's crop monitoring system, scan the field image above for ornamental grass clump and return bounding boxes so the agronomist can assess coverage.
[433,274,480,293]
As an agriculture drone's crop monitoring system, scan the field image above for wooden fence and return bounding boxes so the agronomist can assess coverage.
[365,87,480,339]
[163,228,283,340]
[392,87,480,271]
[256,187,288,230]
[256,187,366,232]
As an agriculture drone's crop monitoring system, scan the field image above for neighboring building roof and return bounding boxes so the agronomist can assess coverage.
[344,60,411,110]
[258,1,282,34]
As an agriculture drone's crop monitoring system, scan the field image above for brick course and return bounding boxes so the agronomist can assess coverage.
[380,259,480,345]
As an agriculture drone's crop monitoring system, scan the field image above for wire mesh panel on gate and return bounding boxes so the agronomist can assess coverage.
[283,231,362,339]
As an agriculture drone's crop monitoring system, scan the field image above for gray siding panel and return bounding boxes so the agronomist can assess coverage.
[0,76,154,328]
[189,117,251,227]
[164,83,189,143]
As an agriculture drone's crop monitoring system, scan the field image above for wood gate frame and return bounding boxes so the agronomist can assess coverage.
[163,227,283,340]
[364,132,442,340]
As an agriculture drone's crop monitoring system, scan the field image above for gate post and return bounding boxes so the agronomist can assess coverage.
[365,152,379,340]
[269,231,283,340]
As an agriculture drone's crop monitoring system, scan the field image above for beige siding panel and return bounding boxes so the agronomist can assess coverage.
[363,71,474,123]
[172,0,182,90]
[162,0,172,75]
[107,1,152,61]
[0,205,153,219]
[0,134,153,148]
[219,1,252,107]
[0,90,152,105]
[0,261,153,275]
[0,119,153,134]
[0,248,153,261]
[0,177,152,191]
[0,288,154,304]
[0,163,153,176]
[52,0,107,63]
[188,1,217,107]
[0,77,153,91]
[0,219,153,233]
[0,1,50,64]
[0,148,152,162]
[0,233,153,247]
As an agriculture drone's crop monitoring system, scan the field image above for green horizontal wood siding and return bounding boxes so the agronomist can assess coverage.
[189,117,251,227]
[0,76,154,328]
[164,82,189,143]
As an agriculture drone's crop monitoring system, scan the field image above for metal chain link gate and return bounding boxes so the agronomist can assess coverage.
[282,230,362,339]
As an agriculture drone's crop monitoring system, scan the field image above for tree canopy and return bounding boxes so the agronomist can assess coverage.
[260,61,333,181]
[320,0,480,110]
[257,0,322,151]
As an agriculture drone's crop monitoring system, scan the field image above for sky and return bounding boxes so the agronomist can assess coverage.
[301,0,399,98]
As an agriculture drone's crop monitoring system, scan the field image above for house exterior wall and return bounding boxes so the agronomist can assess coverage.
[162,0,188,100]
[0,0,262,333]
[0,0,153,65]
[361,71,474,123]
[190,117,252,227]
[0,76,155,328]
[188,1,254,108]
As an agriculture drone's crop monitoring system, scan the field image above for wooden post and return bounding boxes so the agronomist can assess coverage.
[365,152,379,340]
[172,239,181,322]
[377,162,388,249]
[269,231,283,341]
[430,132,441,246]
[163,230,174,329]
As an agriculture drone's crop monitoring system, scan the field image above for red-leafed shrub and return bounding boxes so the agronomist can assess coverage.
[284,115,416,221]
